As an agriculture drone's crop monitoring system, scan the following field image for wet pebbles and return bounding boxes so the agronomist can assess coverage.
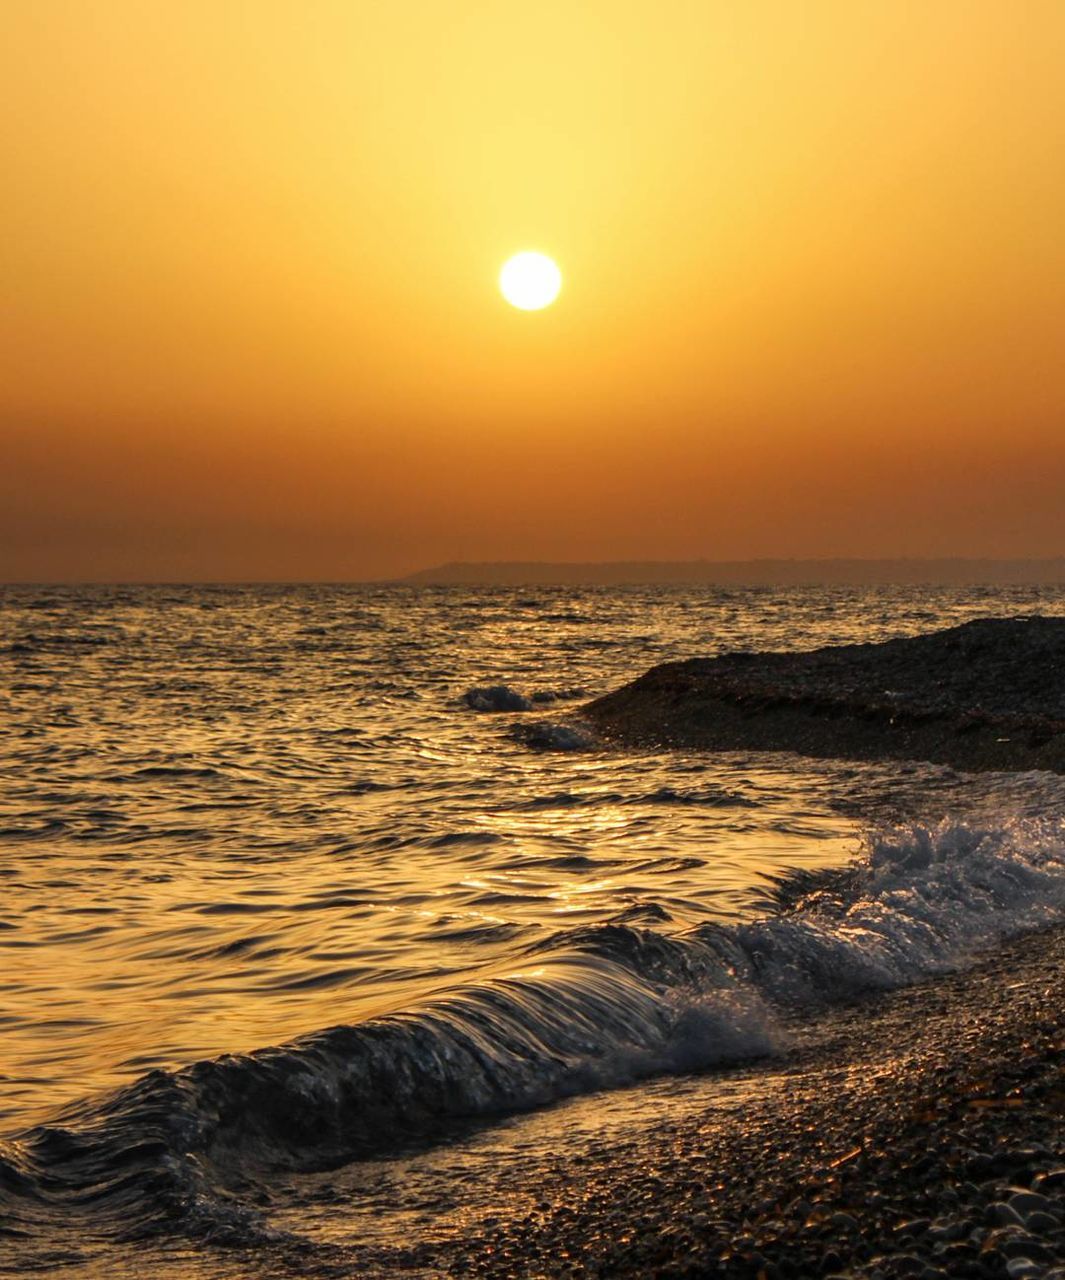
[438,924,1065,1279]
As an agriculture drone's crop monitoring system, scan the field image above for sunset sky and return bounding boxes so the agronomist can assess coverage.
[2,1,1064,581]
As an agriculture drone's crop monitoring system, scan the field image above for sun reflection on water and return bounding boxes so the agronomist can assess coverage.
[3,582,1065,1125]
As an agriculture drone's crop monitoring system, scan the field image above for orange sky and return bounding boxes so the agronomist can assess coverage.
[2,1,1064,580]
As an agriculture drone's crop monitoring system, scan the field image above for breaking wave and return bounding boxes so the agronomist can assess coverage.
[3,818,1065,1244]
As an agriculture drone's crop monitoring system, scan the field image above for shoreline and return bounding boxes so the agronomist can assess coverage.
[125,922,1065,1279]
[435,924,1065,1278]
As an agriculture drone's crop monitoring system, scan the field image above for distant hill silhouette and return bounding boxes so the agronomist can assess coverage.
[400,559,1065,586]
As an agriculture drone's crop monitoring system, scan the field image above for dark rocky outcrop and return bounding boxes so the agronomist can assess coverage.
[584,616,1065,772]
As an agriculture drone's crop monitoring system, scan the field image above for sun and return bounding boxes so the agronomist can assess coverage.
[499,252,562,311]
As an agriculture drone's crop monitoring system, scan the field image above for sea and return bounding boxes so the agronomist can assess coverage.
[3,583,1065,1275]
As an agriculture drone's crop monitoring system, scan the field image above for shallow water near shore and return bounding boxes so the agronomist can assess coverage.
[3,583,1065,1270]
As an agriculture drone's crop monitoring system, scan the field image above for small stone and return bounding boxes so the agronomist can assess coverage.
[818,1248,842,1274]
[926,1217,965,1243]
[999,1235,1054,1263]
[935,1240,977,1266]
[1024,1210,1060,1235]
[1032,1168,1065,1192]
[988,1202,1026,1228]
[893,1217,931,1238]
[1006,1260,1044,1280]
[1007,1189,1054,1219]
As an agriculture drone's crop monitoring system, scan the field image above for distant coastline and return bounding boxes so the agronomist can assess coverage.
[400,557,1065,586]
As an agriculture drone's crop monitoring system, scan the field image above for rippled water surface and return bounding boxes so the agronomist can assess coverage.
[3,582,1065,1131]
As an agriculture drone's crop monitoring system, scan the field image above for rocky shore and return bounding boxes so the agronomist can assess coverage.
[584,617,1065,773]
[196,922,1065,1280]
[436,924,1065,1280]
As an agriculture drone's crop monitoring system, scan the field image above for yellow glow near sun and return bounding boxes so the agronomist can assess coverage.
[499,252,562,310]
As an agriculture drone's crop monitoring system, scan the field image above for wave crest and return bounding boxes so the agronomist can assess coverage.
[5,818,1065,1243]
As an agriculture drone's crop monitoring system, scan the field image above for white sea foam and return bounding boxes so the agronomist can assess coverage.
[721,818,1065,1005]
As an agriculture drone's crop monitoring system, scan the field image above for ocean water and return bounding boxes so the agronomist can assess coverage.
[3,583,1065,1269]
